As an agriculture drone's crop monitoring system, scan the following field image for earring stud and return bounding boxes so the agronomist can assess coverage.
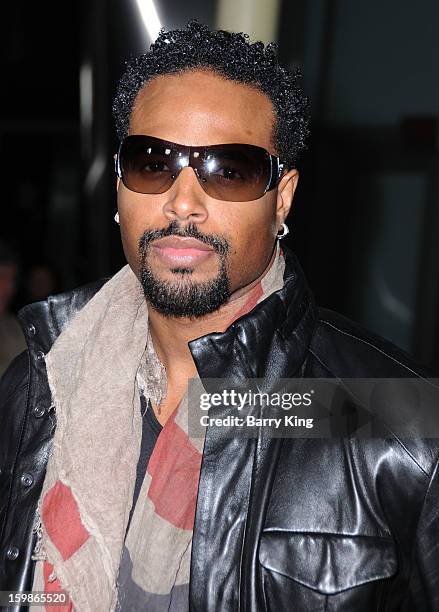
[114,212,120,224]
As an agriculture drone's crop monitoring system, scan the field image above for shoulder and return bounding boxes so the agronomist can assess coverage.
[16,277,110,356]
[304,308,439,477]
[0,351,31,471]
[0,350,29,410]
[0,278,109,406]
[309,307,436,379]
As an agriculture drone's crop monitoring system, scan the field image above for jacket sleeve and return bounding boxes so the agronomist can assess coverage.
[0,351,29,404]
[0,351,30,531]
[409,454,439,610]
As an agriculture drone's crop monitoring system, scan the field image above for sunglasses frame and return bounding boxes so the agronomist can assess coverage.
[115,135,287,201]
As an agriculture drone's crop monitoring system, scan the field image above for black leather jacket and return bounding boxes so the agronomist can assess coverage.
[1,249,439,611]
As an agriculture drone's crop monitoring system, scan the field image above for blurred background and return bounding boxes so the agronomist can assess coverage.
[1,0,439,375]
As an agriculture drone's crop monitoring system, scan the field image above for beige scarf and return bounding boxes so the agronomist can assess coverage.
[31,244,285,611]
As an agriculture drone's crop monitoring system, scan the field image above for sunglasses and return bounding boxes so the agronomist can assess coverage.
[115,135,287,202]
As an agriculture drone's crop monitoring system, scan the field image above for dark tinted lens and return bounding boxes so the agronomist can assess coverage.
[120,136,175,194]
[201,144,271,201]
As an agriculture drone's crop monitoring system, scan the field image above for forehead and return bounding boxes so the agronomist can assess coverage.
[129,70,275,151]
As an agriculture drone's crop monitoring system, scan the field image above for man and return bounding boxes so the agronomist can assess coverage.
[1,21,438,612]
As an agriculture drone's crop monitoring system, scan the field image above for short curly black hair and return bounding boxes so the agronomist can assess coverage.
[112,21,310,168]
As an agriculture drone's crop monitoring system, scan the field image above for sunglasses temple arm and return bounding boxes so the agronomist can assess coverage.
[278,162,285,177]
[266,156,283,191]
[115,144,123,178]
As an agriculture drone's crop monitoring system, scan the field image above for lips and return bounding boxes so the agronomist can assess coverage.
[151,236,215,266]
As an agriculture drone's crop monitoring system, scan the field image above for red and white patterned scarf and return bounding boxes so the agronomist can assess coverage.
[32,244,285,611]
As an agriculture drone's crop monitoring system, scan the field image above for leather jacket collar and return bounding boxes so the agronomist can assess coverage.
[189,247,316,387]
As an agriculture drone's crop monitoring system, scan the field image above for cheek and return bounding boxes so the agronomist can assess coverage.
[117,191,153,275]
[221,193,277,241]
[231,194,276,249]
[119,223,138,276]
[222,197,278,286]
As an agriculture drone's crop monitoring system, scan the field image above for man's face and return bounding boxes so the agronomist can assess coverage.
[117,69,296,317]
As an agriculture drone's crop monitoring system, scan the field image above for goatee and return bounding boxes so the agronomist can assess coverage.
[138,221,231,318]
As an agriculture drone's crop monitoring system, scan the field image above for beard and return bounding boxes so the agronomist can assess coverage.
[138,221,231,318]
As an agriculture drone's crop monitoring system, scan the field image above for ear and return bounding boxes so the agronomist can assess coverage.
[275,168,299,227]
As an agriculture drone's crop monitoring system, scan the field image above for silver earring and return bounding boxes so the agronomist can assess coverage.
[114,212,120,225]
[277,223,289,239]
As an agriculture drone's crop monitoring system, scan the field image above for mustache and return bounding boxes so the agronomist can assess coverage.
[138,221,230,256]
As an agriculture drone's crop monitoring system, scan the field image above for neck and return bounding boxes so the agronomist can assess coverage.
[147,245,279,380]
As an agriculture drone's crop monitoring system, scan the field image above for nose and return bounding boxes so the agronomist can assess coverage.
[162,167,209,224]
